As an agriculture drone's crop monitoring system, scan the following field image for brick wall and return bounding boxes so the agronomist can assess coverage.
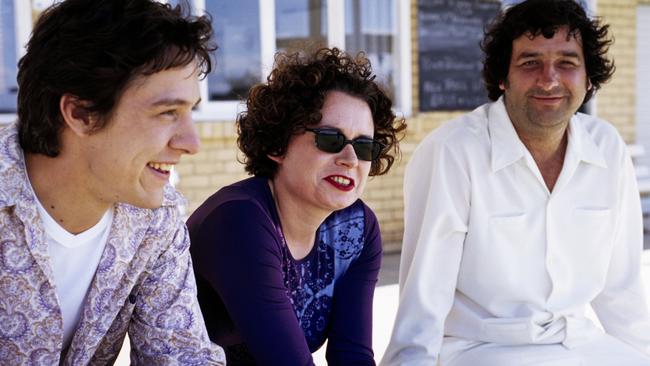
[597,0,638,141]
[176,122,249,211]
[176,0,643,251]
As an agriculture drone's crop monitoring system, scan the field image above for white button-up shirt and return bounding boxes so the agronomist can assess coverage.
[382,98,650,365]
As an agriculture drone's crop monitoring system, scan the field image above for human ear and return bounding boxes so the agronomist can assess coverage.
[499,79,508,91]
[59,94,97,137]
[267,154,284,164]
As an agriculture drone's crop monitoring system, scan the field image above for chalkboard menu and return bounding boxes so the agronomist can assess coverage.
[418,0,500,111]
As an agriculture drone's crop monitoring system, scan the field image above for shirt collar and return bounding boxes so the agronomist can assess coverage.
[0,122,30,208]
[489,97,607,172]
[566,114,608,168]
[488,96,528,173]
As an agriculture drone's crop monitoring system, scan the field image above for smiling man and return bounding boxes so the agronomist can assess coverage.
[0,0,225,364]
[382,0,650,365]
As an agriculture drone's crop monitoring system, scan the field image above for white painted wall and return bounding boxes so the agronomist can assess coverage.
[636,6,650,169]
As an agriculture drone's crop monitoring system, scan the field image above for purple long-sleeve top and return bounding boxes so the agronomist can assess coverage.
[187,176,382,365]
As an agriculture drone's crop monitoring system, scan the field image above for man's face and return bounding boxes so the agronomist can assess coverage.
[80,63,201,209]
[500,26,592,134]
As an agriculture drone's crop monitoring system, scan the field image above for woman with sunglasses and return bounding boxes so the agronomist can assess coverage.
[187,47,406,365]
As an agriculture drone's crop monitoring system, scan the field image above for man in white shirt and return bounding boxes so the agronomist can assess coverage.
[0,0,225,364]
[382,0,650,365]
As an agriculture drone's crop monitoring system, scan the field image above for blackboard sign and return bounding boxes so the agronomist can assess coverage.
[418,0,500,111]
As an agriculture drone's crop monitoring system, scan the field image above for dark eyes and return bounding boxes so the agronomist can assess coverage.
[560,60,579,67]
[519,60,579,68]
[160,110,179,118]
[521,60,539,67]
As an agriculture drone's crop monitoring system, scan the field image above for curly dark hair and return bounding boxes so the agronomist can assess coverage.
[17,0,216,157]
[481,0,614,104]
[237,47,406,178]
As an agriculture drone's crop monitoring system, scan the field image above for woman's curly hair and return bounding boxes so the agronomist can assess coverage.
[237,47,406,178]
[481,0,614,104]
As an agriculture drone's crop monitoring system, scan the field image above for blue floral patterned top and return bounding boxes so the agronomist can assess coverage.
[188,176,382,366]
[282,200,366,349]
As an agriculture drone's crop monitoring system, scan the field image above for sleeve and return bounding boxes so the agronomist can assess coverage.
[325,205,382,365]
[128,218,226,365]
[591,146,650,356]
[190,200,315,366]
[380,135,470,366]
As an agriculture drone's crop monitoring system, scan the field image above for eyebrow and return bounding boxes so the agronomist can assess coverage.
[559,51,581,58]
[151,97,202,108]
[516,50,582,60]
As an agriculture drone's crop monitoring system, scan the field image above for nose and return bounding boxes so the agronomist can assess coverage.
[170,115,200,155]
[335,143,359,168]
[538,64,560,91]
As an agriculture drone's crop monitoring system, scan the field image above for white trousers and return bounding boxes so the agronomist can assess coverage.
[440,334,650,366]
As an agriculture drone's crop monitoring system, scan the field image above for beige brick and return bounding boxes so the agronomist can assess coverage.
[179,175,210,188]
[175,162,194,176]
[193,162,219,174]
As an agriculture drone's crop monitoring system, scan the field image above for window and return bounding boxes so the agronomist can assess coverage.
[193,0,411,120]
[206,0,262,101]
[0,0,411,121]
[0,0,18,114]
[345,0,397,101]
[168,0,195,12]
[275,0,328,53]
[0,0,30,121]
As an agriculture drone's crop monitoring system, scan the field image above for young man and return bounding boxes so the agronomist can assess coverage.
[0,0,225,364]
[382,0,650,365]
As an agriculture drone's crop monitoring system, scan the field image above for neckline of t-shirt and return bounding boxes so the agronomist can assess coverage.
[285,231,320,264]
[34,196,114,248]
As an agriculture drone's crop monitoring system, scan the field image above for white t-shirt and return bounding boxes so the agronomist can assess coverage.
[35,198,113,349]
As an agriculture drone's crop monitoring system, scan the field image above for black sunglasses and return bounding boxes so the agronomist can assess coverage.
[305,128,383,161]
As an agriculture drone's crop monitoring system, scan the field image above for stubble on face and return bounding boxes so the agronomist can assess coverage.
[502,78,579,131]
[501,27,591,139]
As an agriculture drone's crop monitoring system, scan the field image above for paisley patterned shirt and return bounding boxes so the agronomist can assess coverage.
[0,123,225,365]
[188,176,381,365]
